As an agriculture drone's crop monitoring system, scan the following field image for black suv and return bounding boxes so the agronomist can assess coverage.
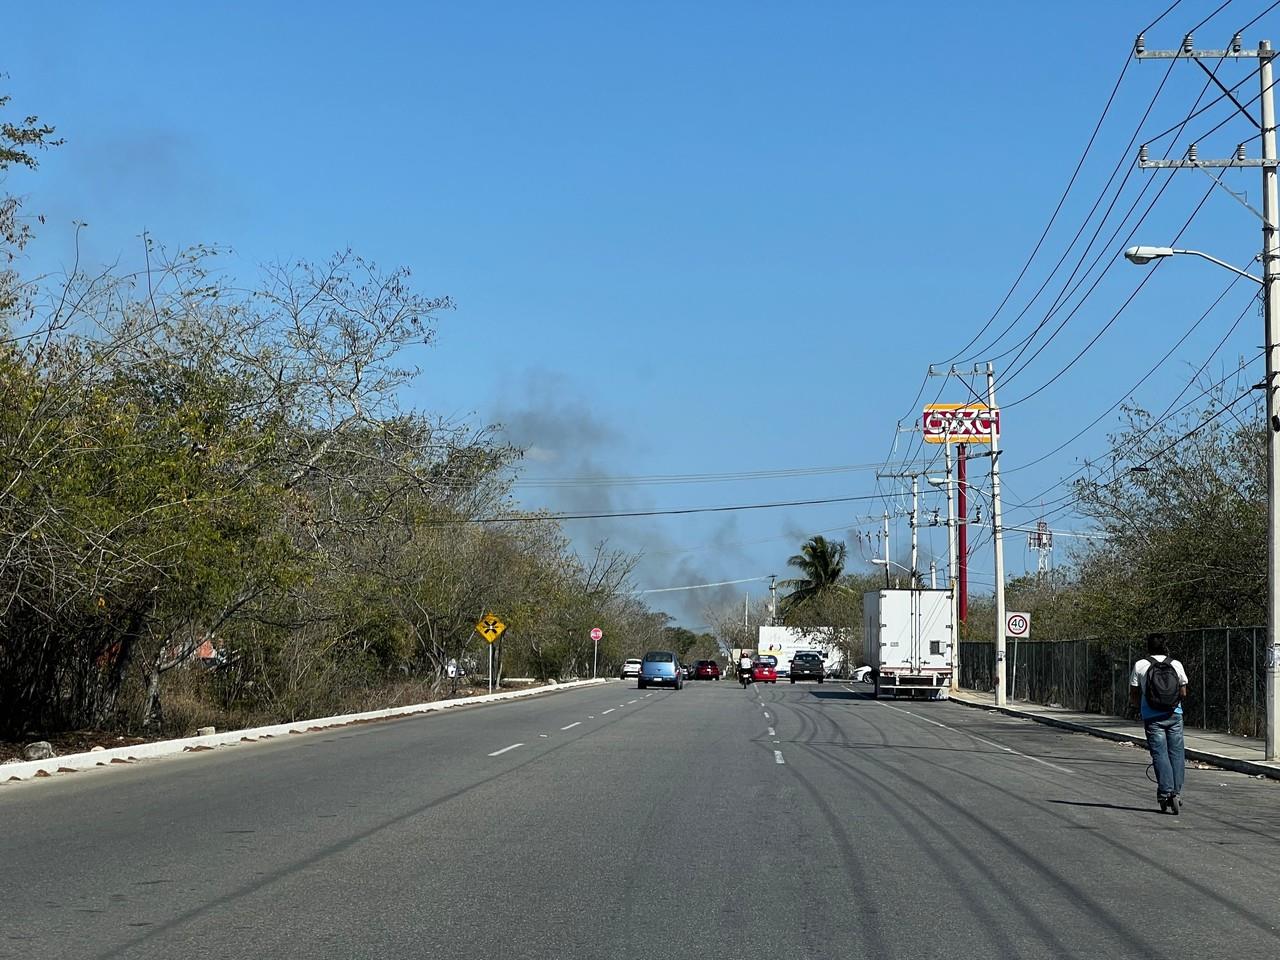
[789,652,825,683]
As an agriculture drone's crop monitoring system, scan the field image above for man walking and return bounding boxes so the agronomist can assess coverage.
[1129,637,1190,814]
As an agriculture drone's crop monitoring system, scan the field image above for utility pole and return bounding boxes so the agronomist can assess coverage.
[929,560,937,589]
[878,472,923,586]
[987,362,1008,706]
[911,474,920,588]
[882,512,891,588]
[957,443,969,626]
[1134,32,1280,758]
[769,574,777,625]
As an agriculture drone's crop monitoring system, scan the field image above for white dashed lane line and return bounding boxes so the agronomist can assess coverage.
[488,743,524,757]
[767,727,775,736]
[560,722,581,731]
[602,708,615,715]
[628,699,638,704]
[774,750,786,765]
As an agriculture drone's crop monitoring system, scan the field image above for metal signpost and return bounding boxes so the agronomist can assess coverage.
[475,613,507,694]
[1006,612,1030,699]
[590,627,603,678]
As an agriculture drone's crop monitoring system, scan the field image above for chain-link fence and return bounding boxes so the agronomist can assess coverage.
[959,627,1267,738]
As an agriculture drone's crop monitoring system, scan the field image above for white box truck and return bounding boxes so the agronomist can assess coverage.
[863,588,953,699]
[758,626,846,678]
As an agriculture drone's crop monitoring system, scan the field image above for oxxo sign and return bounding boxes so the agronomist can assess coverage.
[922,404,1000,444]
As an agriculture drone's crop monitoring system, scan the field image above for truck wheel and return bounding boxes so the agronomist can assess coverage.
[873,676,880,699]
[789,677,795,684]
[818,677,824,684]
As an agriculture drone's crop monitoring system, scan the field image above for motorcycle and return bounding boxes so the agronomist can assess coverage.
[738,666,753,688]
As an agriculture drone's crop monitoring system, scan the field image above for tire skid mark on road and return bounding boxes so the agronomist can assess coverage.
[794,693,1280,941]
[875,700,1071,774]
[797,700,1199,952]
[785,696,1066,958]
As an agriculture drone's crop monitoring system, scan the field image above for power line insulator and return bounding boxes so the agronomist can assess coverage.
[1182,33,1194,54]
[1139,144,1149,164]
[1135,33,1145,55]
[1187,142,1198,162]
[1238,142,1247,162]
[1233,33,1243,54]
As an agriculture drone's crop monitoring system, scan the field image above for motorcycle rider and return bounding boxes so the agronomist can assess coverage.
[738,650,754,686]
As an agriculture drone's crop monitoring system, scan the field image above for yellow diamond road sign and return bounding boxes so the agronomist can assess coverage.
[475,612,506,644]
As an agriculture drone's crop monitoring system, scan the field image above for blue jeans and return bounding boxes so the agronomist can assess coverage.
[1144,713,1185,799]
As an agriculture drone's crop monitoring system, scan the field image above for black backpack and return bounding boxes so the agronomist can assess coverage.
[1144,656,1182,711]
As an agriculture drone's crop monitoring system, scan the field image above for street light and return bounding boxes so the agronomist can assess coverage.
[870,556,912,589]
[1123,245,1263,284]
[1124,241,1278,760]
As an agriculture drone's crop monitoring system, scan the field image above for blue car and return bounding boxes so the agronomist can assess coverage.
[637,650,683,690]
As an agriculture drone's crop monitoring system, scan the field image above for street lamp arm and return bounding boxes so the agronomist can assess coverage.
[870,557,913,575]
[1174,248,1265,285]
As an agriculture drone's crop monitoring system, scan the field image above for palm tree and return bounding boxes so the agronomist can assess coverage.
[779,535,847,614]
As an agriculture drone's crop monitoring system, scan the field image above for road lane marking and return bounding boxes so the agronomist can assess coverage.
[628,699,638,704]
[763,712,771,721]
[767,727,776,736]
[539,734,549,738]
[602,708,615,715]
[876,701,1072,774]
[560,722,581,731]
[644,694,653,698]
[774,750,786,764]
[488,743,524,757]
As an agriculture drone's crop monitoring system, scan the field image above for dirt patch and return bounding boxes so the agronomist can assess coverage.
[0,731,164,765]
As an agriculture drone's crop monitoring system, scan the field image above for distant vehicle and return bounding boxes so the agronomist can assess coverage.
[638,651,683,690]
[693,660,721,681]
[864,589,953,699]
[758,626,846,677]
[788,652,825,684]
[680,662,693,680]
[852,665,874,684]
[751,660,777,684]
[620,658,642,680]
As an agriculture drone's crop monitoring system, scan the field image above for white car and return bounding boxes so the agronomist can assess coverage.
[852,665,874,684]
[619,658,642,680]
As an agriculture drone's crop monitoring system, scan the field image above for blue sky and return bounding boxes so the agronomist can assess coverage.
[4,1,1274,625]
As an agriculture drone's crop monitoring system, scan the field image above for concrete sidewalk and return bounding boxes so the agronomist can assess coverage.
[951,688,1280,781]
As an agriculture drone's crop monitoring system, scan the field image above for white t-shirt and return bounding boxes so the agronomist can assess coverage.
[739,655,753,670]
[1129,655,1189,718]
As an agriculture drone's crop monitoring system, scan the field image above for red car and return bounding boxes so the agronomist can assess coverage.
[751,661,777,683]
[694,659,721,680]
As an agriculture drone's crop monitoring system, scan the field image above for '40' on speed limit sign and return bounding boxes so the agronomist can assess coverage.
[1006,612,1031,638]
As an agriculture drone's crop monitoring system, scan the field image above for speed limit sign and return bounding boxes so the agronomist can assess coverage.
[1006,612,1031,638]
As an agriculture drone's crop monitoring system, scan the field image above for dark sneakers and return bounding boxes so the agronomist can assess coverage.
[1158,794,1182,815]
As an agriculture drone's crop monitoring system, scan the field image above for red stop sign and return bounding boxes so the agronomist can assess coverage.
[590,627,603,642]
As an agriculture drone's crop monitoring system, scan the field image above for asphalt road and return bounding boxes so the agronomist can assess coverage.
[3,678,1279,960]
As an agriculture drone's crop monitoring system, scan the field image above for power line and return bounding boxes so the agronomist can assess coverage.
[1003,278,1254,477]
[437,492,893,525]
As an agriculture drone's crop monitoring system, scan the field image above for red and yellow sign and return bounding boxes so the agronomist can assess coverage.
[922,404,1000,444]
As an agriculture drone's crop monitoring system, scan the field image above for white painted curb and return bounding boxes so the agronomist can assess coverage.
[2,678,614,784]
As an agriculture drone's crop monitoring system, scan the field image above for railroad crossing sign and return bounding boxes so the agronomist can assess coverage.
[590,627,603,643]
[475,612,506,644]
[1006,612,1031,639]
